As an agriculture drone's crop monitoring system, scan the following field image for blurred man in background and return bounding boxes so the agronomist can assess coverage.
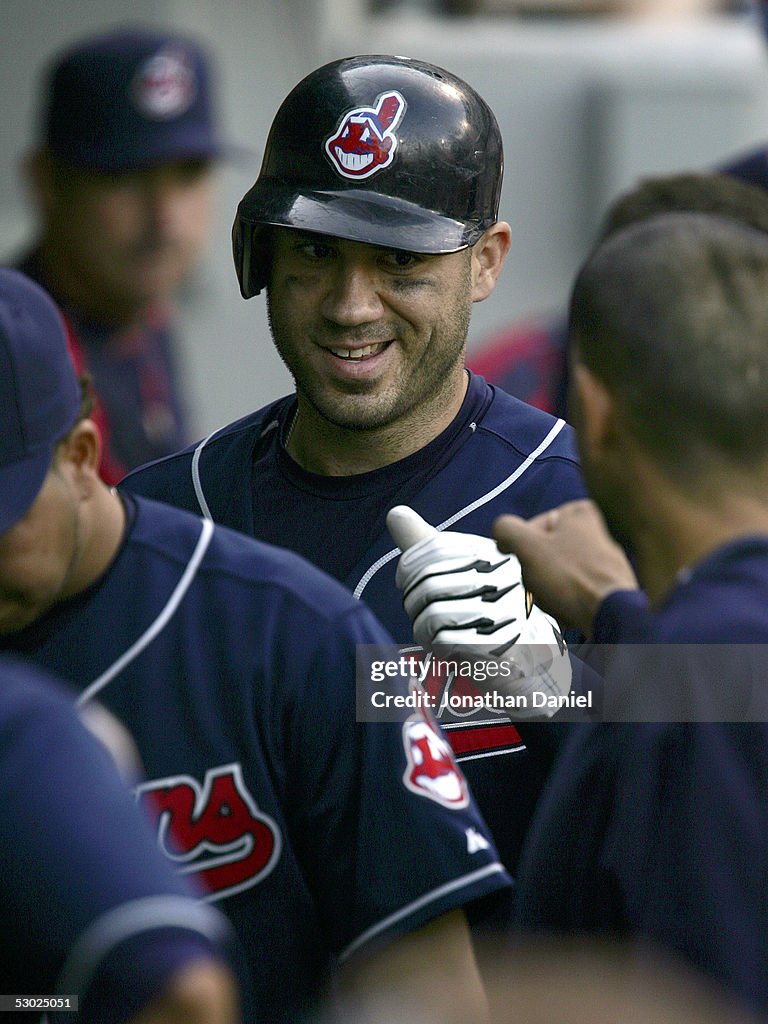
[17,27,230,481]
[469,170,768,418]
[469,0,768,416]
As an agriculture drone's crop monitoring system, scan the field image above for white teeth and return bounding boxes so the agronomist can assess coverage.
[335,147,373,171]
[330,343,387,360]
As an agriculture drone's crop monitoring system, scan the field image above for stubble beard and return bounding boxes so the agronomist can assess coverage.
[266,282,472,434]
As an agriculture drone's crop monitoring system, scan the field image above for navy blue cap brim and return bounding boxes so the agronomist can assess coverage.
[50,132,252,173]
[0,443,55,535]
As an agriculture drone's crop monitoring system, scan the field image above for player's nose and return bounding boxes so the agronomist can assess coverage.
[139,176,189,238]
[320,262,385,326]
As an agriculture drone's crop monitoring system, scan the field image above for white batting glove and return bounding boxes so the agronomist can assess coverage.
[387,505,572,717]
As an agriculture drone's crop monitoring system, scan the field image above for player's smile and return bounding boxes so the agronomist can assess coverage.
[327,340,391,360]
[267,228,473,439]
[320,338,395,381]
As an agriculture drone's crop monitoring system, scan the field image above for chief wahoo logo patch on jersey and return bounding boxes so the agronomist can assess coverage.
[402,685,470,810]
[324,91,406,179]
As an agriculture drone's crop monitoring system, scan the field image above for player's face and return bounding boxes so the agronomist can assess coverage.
[46,158,214,317]
[266,230,477,433]
[0,464,84,634]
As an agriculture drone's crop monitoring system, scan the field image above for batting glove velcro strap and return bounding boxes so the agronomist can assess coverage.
[387,506,572,717]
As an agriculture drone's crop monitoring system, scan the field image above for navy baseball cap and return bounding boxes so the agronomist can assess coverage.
[42,27,228,172]
[0,269,81,534]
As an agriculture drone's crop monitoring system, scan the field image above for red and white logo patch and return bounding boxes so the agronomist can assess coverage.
[136,762,281,902]
[402,692,470,810]
[133,45,197,120]
[403,646,526,763]
[324,91,406,180]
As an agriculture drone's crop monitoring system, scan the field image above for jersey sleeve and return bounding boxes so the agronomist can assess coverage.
[592,589,653,643]
[278,603,512,962]
[0,659,235,1022]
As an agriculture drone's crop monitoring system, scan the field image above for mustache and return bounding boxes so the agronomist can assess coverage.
[127,236,186,258]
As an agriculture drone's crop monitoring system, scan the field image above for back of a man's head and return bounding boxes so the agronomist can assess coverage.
[599,172,768,242]
[570,212,768,484]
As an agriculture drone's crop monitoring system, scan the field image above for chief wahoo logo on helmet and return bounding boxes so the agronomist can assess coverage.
[324,91,406,179]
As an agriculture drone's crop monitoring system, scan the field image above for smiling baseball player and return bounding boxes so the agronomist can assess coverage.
[123,57,587,898]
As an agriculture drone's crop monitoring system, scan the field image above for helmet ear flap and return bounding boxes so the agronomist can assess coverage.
[231,216,251,298]
[232,217,266,299]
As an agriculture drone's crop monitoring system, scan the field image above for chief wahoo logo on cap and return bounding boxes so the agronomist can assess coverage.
[132,45,198,121]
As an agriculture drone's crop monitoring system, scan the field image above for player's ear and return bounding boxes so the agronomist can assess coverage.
[23,148,56,216]
[470,222,511,303]
[56,420,102,497]
[572,362,618,463]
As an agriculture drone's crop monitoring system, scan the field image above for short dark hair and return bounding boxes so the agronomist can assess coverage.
[76,373,95,421]
[569,212,768,481]
[51,375,95,467]
[598,172,768,242]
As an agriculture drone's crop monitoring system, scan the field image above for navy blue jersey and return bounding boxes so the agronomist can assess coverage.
[592,589,653,643]
[122,373,587,882]
[0,655,231,1024]
[1,497,510,1023]
[514,537,768,1015]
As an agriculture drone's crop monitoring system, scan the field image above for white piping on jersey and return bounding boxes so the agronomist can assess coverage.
[439,717,518,730]
[192,431,219,519]
[54,894,231,1006]
[191,417,280,520]
[76,518,215,707]
[260,418,280,438]
[456,746,527,763]
[339,861,507,963]
[353,417,567,600]
[189,414,566,599]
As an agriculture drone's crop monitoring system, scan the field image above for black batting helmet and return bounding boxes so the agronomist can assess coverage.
[232,54,504,298]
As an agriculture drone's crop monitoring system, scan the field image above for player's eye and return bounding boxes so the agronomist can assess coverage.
[172,158,212,183]
[380,250,421,271]
[296,238,335,261]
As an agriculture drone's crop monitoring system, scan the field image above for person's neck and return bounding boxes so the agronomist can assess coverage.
[286,370,470,476]
[630,474,768,607]
[64,485,128,598]
[36,241,146,328]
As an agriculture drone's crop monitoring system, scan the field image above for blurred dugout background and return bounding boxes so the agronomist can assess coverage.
[1,0,767,438]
